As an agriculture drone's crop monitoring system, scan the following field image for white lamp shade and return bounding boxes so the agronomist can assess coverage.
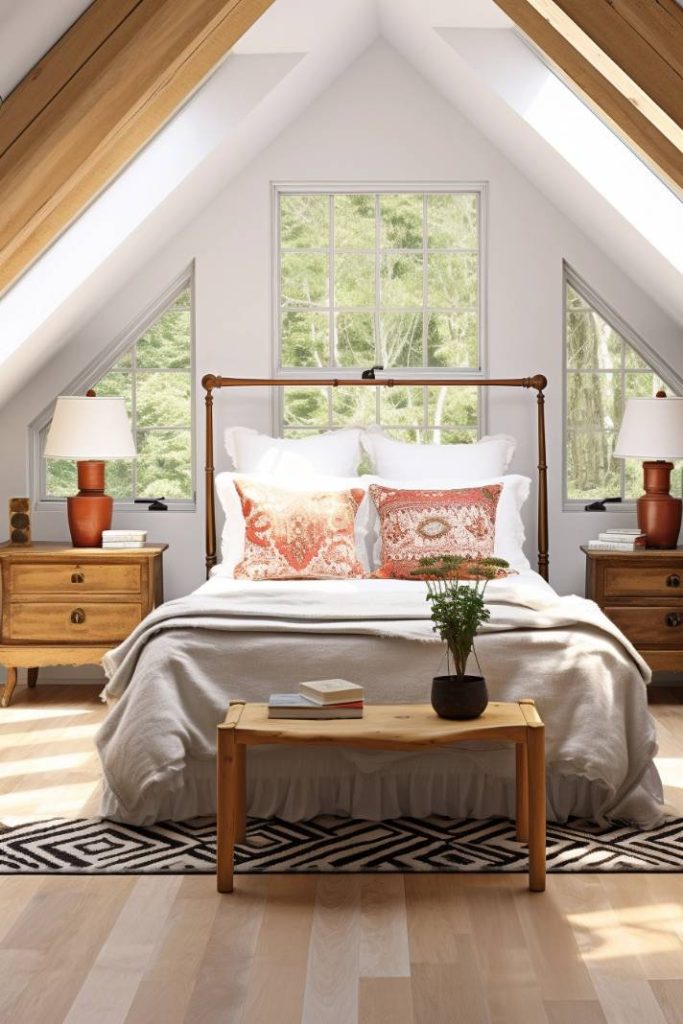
[614,396,683,460]
[44,397,136,460]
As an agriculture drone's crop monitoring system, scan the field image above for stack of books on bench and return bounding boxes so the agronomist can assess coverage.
[268,679,364,719]
[586,527,646,552]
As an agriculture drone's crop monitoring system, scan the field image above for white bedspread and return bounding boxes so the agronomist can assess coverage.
[96,573,663,827]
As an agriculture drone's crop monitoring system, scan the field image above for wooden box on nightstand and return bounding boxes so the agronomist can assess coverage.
[582,545,683,672]
[0,542,167,707]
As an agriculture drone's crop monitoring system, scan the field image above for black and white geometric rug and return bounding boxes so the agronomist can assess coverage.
[2,815,683,874]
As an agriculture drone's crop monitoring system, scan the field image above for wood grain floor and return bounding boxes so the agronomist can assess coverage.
[1,683,683,1024]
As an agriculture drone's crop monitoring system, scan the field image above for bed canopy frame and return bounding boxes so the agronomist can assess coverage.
[201,374,549,581]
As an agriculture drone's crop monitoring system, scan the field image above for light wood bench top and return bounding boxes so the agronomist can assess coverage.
[219,700,542,750]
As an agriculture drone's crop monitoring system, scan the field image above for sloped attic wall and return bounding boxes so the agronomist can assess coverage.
[0,40,680,660]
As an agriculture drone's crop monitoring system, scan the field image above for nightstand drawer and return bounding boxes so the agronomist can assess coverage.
[6,602,142,643]
[9,562,141,596]
[604,606,683,647]
[603,566,683,600]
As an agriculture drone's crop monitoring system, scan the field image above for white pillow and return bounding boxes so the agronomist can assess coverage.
[367,475,531,572]
[361,429,516,480]
[224,427,362,477]
[214,472,378,577]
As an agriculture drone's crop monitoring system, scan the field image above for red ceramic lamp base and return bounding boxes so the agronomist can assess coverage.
[637,461,682,549]
[67,461,113,548]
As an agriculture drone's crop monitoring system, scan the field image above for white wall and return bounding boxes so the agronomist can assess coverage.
[1,40,681,679]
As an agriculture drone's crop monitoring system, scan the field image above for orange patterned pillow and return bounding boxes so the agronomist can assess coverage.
[233,479,365,580]
[369,483,502,580]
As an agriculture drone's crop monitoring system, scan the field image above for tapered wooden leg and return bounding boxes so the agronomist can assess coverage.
[235,743,247,844]
[515,742,529,843]
[27,667,39,689]
[1,667,17,708]
[527,721,546,892]
[216,727,238,893]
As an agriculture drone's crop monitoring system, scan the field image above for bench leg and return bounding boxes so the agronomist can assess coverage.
[1,668,17,708]
[216,728,238,893]
[235,744,247,844]
[527,722,546,892]
[515,742,529,844]
[27,667,39,689]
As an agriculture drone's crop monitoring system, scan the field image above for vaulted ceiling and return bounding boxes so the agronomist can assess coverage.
[0,0,680,406]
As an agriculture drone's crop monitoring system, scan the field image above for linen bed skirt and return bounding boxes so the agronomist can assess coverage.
[100,743,663,827]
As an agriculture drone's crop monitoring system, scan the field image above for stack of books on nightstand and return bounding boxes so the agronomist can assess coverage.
[268,679,364,719]
[102,529,148,549]
[586,527,646,552]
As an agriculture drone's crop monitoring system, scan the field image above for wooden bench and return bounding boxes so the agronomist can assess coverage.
[216,700,546,893]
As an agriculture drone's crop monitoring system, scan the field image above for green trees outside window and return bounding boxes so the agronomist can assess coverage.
[277,189,483,442]
[44,286,193,502]
[565,277,681,502]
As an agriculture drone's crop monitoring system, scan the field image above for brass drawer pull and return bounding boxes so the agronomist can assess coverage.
[70,608,86,625]
[666,612,682,628]
[667,574,681,588]
[71,572,84,584]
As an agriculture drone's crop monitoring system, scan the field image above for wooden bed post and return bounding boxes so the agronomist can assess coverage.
[201,373,550,582]
[202,374,218,578]
[531,374,549,583]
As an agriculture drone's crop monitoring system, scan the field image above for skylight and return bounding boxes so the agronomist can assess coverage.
[440,28,683,275]
[522,63,682,273]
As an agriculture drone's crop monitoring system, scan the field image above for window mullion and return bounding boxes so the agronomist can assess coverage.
[131,340,138,501]
[422,192,429,440]
[328,193,334,428]
[374,193,382,427]
[329,193,334,372]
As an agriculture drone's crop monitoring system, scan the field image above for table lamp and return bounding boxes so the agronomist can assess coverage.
[614,391,683,548]
[43,393,136,547]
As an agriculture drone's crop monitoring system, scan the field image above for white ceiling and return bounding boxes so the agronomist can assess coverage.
[0,0,680,406]
[0,0,91,98]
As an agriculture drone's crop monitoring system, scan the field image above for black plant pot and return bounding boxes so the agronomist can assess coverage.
[431,674,488,720]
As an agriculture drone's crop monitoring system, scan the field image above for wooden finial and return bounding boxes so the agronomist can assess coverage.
[656,389,667,398]
[86,389,97,397]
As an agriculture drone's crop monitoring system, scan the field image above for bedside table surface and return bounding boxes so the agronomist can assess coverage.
[0,542,168,559]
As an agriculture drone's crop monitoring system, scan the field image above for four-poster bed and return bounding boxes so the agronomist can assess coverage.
[94,370,663,830]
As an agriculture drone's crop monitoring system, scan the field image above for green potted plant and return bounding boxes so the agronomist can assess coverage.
[416,555,509,719]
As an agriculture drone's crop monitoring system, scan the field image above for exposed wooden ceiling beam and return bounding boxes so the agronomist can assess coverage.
[0,0,142,159]
[0,0,275,296]
[491,0,683,196]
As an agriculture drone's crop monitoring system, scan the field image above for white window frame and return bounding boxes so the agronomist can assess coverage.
[30,266,196,512]
[271,181,488,437]
[563,261,683,511]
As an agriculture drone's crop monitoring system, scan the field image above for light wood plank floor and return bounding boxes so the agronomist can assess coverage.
[1,683,683,1024]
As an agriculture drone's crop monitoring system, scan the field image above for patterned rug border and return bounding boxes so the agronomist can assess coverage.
[2,815,682,875]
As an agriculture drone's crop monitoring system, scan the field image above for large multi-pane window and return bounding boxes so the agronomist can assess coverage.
[565,271,681,504]
[41,285,194,503]
[276,187,484,442]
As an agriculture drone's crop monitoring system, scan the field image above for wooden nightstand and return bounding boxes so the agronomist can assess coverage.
[0,542,167,707]
[582,545,683,671]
